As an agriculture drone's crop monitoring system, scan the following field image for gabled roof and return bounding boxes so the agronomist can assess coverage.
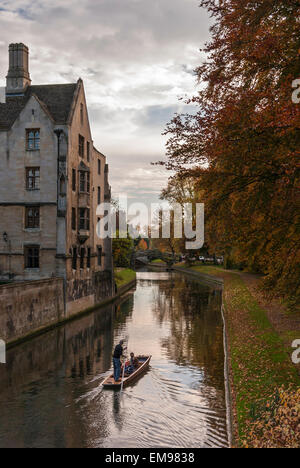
[0,82,79,130]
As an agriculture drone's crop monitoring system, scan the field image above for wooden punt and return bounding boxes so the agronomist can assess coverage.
[102,355,152,389]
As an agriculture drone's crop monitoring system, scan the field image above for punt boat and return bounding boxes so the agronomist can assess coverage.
[102,355,151,389]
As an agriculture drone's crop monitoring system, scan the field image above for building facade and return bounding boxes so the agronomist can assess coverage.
[0,43,113,314]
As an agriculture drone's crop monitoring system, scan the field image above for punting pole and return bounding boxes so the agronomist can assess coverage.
[120,358,126,393]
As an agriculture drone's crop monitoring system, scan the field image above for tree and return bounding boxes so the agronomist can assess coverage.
[136,238,148,251]
[112,231,134,268]
[160,0,300,302]
[149,203,186,257]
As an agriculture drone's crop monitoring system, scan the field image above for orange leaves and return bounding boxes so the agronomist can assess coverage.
[160,0,300,301]
[245,387,300,448]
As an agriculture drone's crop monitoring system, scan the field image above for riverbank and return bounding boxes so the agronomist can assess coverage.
[3,269,136,349]
[174,264,300,448]
[114,268,137,289]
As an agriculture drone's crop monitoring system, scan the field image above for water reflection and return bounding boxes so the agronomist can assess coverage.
[153,275,224,389]
[0,271,228,448]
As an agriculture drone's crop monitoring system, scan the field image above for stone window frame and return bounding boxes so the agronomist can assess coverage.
[71,208,76,231]
[87,172,90,193]
[79,171,90,194]
[24,245,40,269]
[26,129,40,151]
[80,103,84,125]
[87,141,90,162]
[79,171,85,192]
[72,169,76,191]
[26,167,40,191]
[79,134,85,158]
[78,208,90,231]
[25,205,40,229]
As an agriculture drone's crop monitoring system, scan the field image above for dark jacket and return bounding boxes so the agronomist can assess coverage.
[113,344,123,359]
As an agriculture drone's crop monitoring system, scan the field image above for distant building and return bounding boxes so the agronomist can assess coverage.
[0,43,113,314]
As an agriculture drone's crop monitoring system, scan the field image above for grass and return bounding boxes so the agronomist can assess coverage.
[114,268,136,288]
[177,264,300,447]
[151,259,166,264]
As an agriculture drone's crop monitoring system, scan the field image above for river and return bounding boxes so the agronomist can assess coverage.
[0,271,228,448]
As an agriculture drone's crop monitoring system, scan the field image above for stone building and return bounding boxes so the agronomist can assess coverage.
[0,43,113,314]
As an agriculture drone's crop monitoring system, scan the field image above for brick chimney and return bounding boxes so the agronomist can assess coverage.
[6,43,31,96]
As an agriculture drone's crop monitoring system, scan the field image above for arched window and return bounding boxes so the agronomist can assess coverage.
[26,129,40,150]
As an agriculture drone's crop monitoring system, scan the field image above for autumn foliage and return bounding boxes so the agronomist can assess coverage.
[246,387,300,448]
[112,232,134,267]
[161,0,300,301]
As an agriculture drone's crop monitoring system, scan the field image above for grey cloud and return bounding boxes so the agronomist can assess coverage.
[1,0,211,66]
[15,8,34,20]
[133,105,182,130]
[0,0,210,204]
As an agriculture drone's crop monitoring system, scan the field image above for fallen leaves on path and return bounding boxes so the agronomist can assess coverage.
[245,387,300,448]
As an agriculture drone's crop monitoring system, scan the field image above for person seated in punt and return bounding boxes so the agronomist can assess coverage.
[125,353,139,375]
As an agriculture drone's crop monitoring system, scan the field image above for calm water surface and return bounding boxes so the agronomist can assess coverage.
[0,271,228,448]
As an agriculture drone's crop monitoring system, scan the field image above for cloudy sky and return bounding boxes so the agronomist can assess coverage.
[0,0,211,206]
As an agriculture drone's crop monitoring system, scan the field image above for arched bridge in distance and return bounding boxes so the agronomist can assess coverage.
[133,250,176,269]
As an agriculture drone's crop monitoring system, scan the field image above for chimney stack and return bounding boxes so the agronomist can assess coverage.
[6,43,31,96]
